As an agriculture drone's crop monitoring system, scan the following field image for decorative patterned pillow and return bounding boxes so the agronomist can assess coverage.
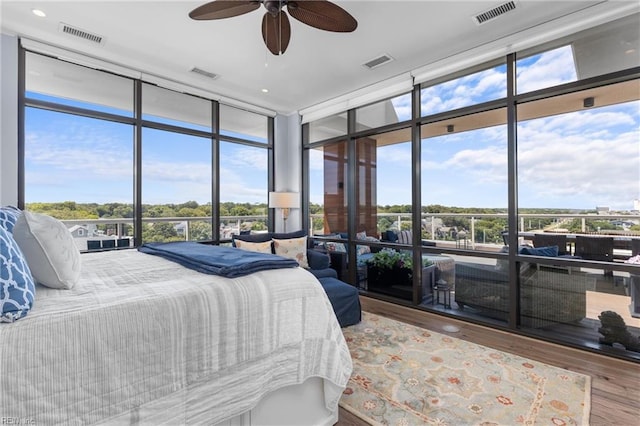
[397,230,412,245]
[0,206,21,233]
[273,236,309,268]
[235,239,273,254]
[356,244,371,256]
[0,226,36,322]
[13,211,82,289]
[356,235,379,256]
[325,241,347,253]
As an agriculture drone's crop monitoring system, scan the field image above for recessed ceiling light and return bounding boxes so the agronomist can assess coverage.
[32,9,46,18]
[261,88,269,93]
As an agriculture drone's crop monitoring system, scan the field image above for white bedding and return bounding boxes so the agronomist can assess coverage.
[0,249,352,425]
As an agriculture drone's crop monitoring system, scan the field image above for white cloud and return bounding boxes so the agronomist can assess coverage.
[517,45,577,93]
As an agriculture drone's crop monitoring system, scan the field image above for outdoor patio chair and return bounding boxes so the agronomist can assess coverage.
[574,235,614,262]
[574,235,614,276]
[533,233,571,256]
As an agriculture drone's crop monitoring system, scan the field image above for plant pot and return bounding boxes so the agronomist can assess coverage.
[367,264,412,300]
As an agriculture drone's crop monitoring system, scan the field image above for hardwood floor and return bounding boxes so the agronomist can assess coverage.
[337,296,640,426]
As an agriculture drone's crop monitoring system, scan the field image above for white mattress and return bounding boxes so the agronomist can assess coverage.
[0,249,352,425]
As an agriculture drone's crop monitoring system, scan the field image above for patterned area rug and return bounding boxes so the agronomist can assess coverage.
[340,312,591,426]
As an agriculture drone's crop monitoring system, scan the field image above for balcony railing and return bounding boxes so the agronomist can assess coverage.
[61,211,640,256]
[61,215,268,251]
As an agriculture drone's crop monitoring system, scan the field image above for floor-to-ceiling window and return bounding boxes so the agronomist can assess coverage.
[22,48,273,249]
[140,83,213,243]
[24,52,135,250]
[303,13,640,360]
[219,105,270,238]
[514,23,640,348]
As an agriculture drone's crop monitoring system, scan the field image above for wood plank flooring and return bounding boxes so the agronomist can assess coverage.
[337,296,640,426]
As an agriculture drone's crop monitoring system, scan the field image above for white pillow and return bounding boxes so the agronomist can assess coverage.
[273,236,308,268]
[235,239,273,254]
[13,211,81,289]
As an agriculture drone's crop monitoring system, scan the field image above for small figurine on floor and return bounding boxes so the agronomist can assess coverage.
[598,310,640,352]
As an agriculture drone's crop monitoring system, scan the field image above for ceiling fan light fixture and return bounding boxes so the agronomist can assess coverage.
[189,0,357,55]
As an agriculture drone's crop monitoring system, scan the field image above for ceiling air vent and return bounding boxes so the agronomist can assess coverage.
[473,1,517,25]
[363,54,394,70]
[59,23,105,45]
[190,67,219,80]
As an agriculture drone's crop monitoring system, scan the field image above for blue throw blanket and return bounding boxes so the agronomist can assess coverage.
[138,242,299,278]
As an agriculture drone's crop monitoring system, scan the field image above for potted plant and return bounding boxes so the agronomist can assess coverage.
[365,249,434,300]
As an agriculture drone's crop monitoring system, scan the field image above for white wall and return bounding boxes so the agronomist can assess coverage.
[0,33,19,206]
[273,113,302,232]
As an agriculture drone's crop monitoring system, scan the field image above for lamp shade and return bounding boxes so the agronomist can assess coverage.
[268,192,300,209]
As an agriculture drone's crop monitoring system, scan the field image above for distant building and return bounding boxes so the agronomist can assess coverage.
[634,199,640,212]
[596,206,610,215]
[68,225,89,238]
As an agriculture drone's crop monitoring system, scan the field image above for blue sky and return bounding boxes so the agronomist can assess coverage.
[25,46,639,210]
[309,46,639,210]
[25,108,268,205]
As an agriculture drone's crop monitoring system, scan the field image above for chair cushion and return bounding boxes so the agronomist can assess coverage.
[307,249,330,270]
[317,277,361,327]
[520,245,559,257]
[383,230,398,243]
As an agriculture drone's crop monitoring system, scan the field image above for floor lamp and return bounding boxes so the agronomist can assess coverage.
[269,192,299,233]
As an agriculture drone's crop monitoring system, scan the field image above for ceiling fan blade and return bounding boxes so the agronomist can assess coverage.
[262,10,291,55]
[287,0,357,32]
[189,1,260,20]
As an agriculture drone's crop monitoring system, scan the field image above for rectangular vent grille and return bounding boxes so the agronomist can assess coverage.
[59,23,104,44]
[474,1,517,24]
[190,67,219,80]
[363,54,394,70]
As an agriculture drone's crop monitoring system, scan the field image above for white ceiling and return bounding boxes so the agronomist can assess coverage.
[1,1,638,115]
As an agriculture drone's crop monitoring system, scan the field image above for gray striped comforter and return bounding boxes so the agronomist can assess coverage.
[0,249,352,425]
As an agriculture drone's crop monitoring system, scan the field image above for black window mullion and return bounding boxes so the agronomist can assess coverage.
[133,80,143,247]
[212,101,220,244]
[506,52,520,329]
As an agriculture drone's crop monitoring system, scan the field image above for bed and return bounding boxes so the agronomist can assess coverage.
[0,248,353,425]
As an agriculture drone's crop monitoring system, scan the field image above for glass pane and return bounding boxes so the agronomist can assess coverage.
[420,63,507,116]
[516,45,577,94]
[309,141,348,235]
[517,13,639,94]
[356,128,412,240]
[517,83,640,212]
[437,253,510,327]
[219,142,268,238]
[24,107,134,250]
[521,260,640,358]
[25,52,133,116]
[142,83,212,131]
[421,109,508,252]
[308,113,348,143]
[220,104,268,143]
[355,93,412,131]
[141,128,212,242]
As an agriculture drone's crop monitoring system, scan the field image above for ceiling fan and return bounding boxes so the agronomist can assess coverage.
[189,0,357,55]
